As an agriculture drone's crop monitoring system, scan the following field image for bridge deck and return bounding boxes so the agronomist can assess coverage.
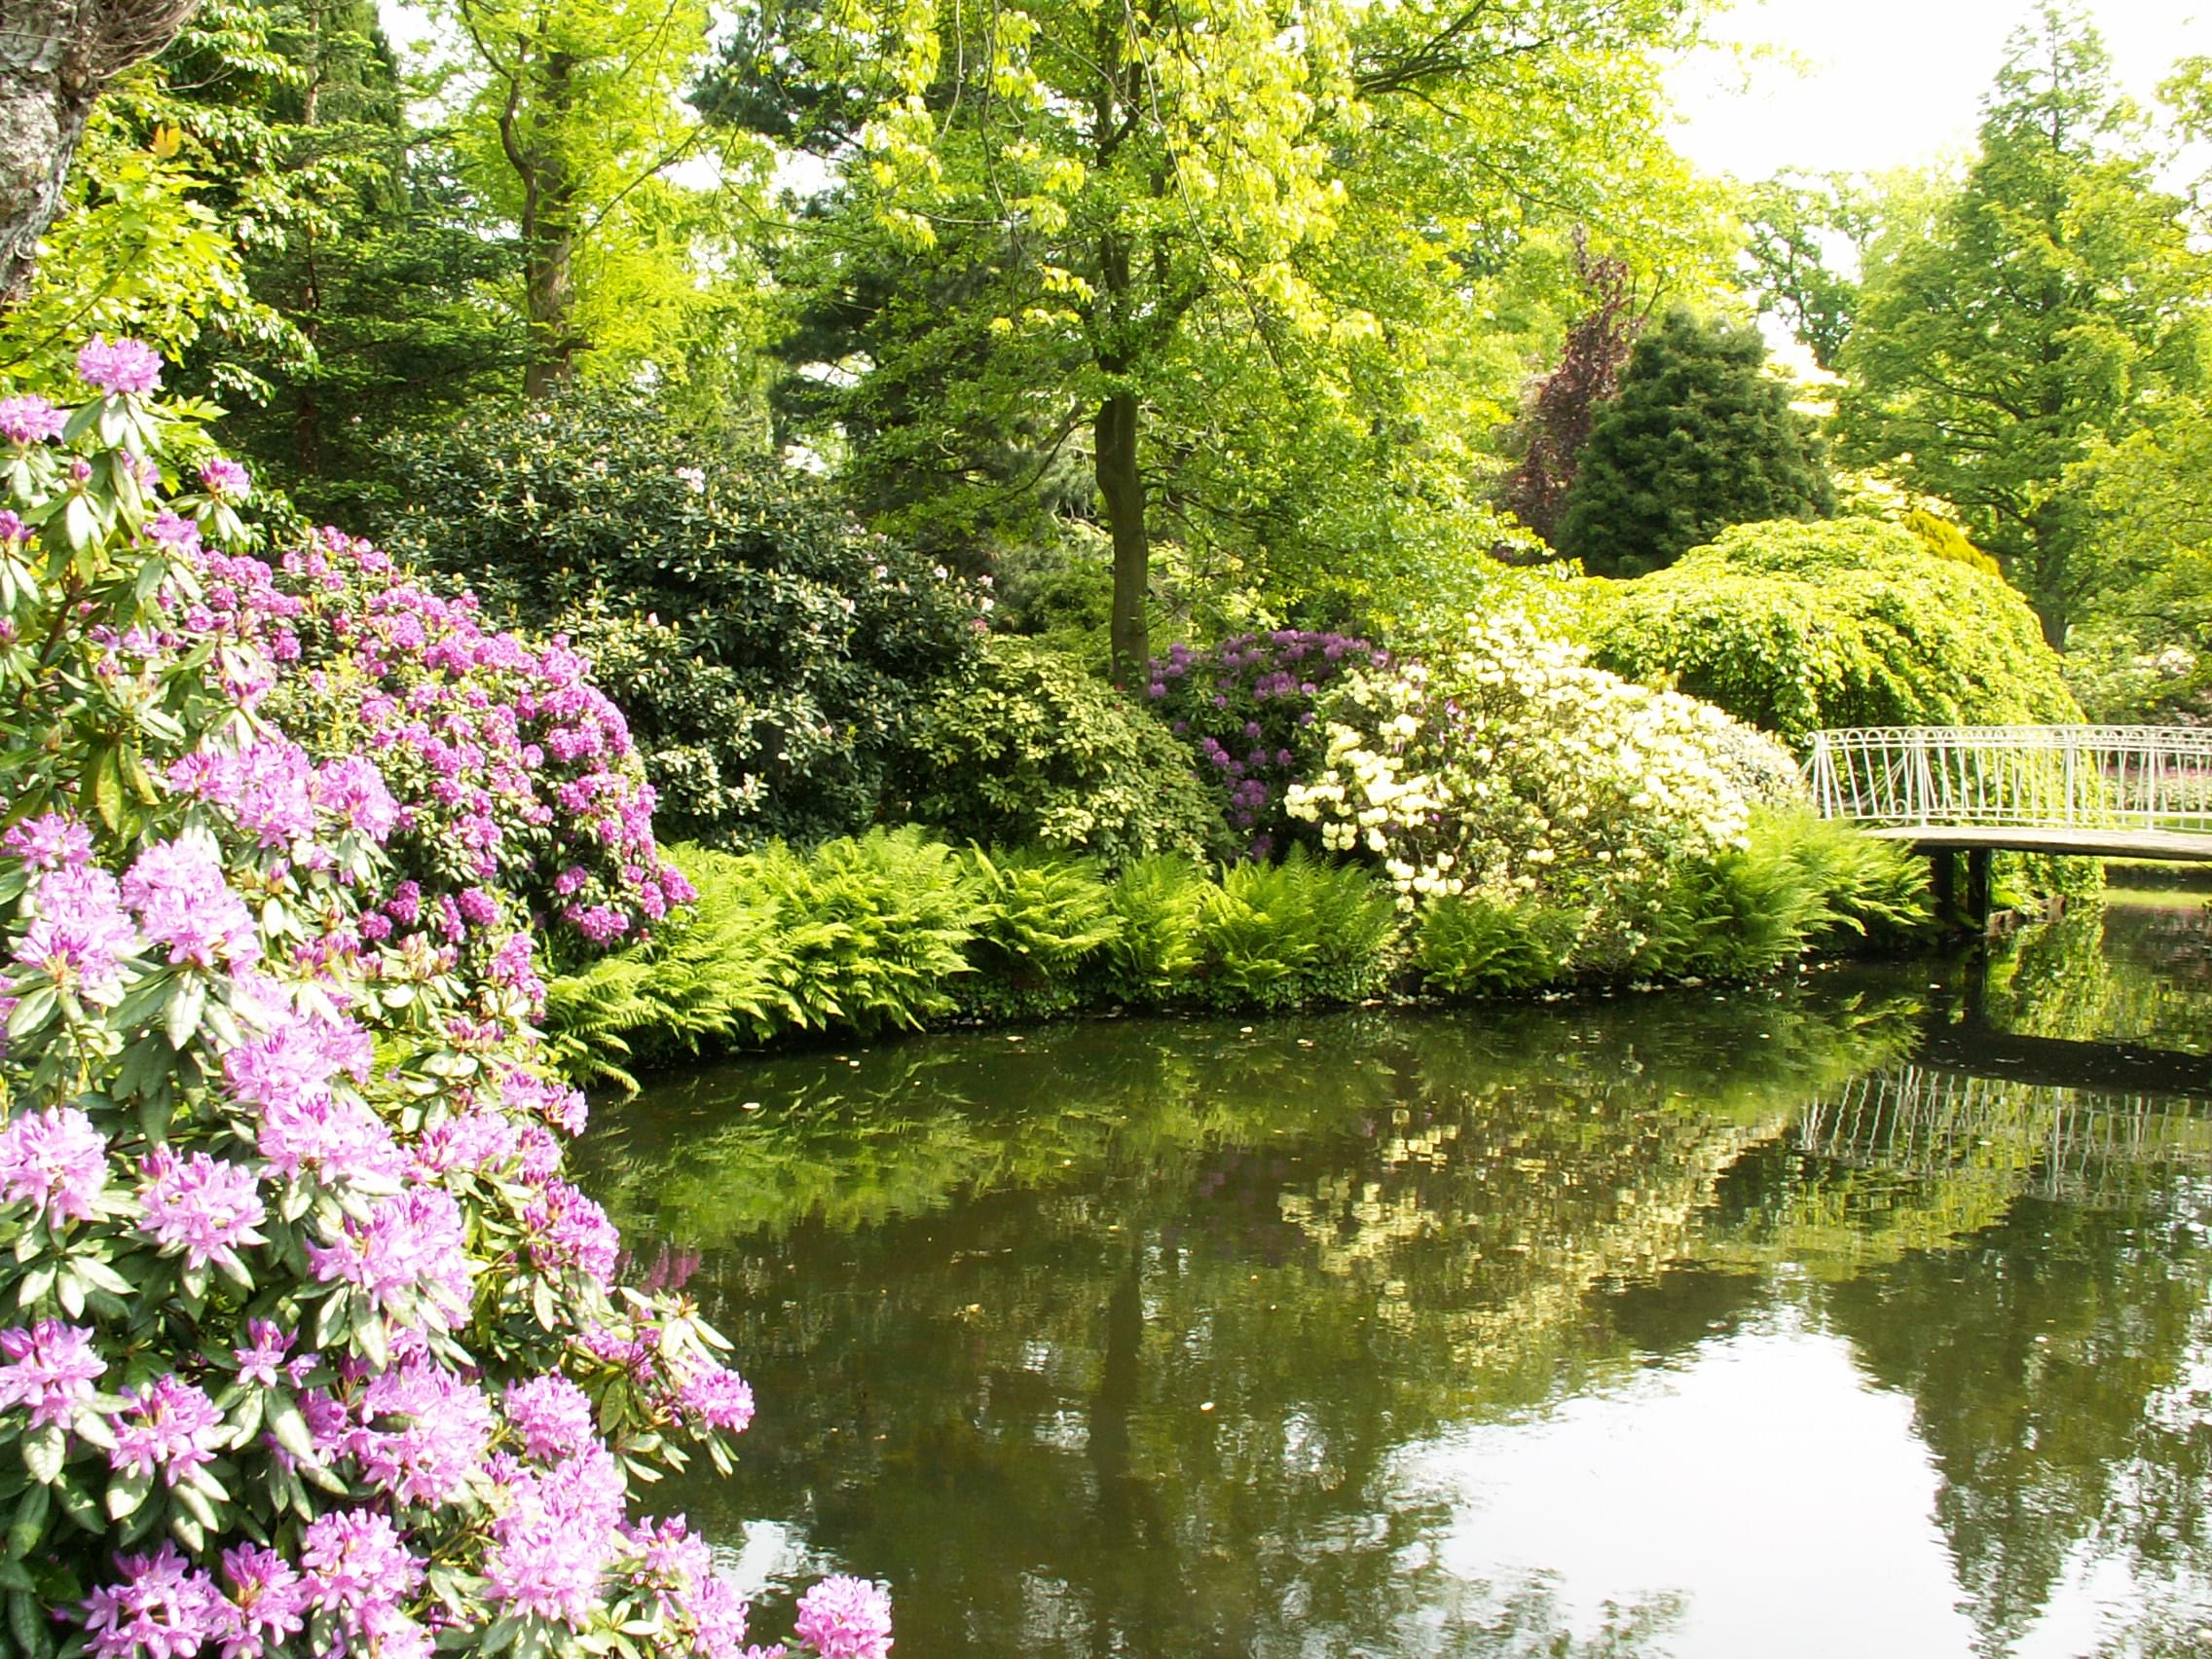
[1863,825,2212,863]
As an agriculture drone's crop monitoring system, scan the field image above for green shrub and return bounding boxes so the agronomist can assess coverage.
[372,390,986,846]
[1414,895,1576,998]
[1587,518,2083,746]
[895,635,1229,867]
[1633,809,1934,979]
[756,827,992,1034]
[543,844,805,1091]
[959,847,1124,1017]
[1557,308,1835,576]
[1193,848,1401,1010]
[1100,855,1211,1006]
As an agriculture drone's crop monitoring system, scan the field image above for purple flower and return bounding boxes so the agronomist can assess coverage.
[793,1575,894,1659]
[13,863,135,1004]
[677,1362,755,1434]
[506,1373,596,1461]
[484,1442,627,1624]
[123,834,259,972]
[137,1147,266,1271]
[300,1509,422,1622]
[218,1544,307,1659]
[0,394,65,446]
[313,755,399,842]
[307,1187,476,1329]
[166,737,317,849]
[77,335,164,395]
[234,1319,290,1387]
[354,1358,494,1505]
[82,1545,222,1659]
[110,1375,226,1486]
[0,1105,110,1223]
[0,1319,104,1428]
[525,1180,619,1285]
[199,457,251,501]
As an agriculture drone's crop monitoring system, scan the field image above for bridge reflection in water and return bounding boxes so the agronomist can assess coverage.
[1795,1063,2212,1208]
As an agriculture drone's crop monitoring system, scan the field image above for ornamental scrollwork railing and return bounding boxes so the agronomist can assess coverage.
[1804,725,2212,834]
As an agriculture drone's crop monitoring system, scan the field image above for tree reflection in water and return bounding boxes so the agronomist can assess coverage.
[572,903,2212,1659]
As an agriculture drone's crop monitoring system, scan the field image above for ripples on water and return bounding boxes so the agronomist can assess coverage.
[572,898,2212,1659]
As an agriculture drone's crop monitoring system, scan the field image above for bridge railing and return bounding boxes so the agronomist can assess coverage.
[1805,725,2212,832]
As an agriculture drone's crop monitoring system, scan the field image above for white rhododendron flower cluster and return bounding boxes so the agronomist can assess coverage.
[1286,611,1761,954]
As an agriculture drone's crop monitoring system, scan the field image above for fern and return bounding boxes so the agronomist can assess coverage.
[1195,848,1400,1010]
[959,848,1124,1017]
[1101,855,1209,1006]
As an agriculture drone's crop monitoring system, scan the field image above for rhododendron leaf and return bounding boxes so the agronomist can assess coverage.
[7,1485,47,1560]
[8,1586,46,1657]
[86,747,122,831]
[62,495,96,553]
[20,1429,61,1488]
[265,1391,313,1462]
[164,977,205,1050]
[169,1510,203,1551]
[15,1266,53,1310]
[54,1272,80,1320]
[5,987,53,1042]
[173,1481,217,1530]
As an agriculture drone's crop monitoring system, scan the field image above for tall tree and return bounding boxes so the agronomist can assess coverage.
[719,0,1716,682]
[1498,230,1641,546]
[429,0,765,399]
[1556,308,1833,577]
[1835,4,2208,642]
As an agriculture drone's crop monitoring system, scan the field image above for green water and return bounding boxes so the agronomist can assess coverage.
[574,902,2212,1659]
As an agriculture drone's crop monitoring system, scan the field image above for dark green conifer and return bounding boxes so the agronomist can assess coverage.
[1557,309,1834,577]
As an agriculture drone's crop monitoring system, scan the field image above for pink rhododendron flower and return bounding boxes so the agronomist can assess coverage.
[81,1544,222,1659]
[110,1375,226,1486]
[13,864,135,1004]
[0,1104,111,1222]
[506,1373,596,1461]
[199,457,250,501]
[0,1319,105,1428]
[77,335,164,395]
[0,394,64,446]
[137,1146,267,1272]
[793,1575,894,1659]
[123,834,259,971]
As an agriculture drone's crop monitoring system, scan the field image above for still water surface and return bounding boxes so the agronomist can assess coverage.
[574,901,2212,1658]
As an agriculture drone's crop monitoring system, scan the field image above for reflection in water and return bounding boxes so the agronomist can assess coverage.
[572,903,2212,1659]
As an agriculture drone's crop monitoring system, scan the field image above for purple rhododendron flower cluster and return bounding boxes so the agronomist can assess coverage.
[0,346,889,1659]
[1149,629,1384,857]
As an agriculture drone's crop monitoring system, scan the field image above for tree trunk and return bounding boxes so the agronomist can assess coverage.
[517,50,578,399]
[1096,387,1149,687]
[0,0,203,305]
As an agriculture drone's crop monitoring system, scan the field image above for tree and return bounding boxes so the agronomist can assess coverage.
[1497,230,1641,546]
[718,0,1717,682]
[428,0,764,399]
[0,0,204,302]
[1836,5,2208,643]
[1555,309,1834,576]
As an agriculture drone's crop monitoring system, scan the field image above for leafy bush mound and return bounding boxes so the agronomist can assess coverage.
[1285,609,1757,966]
[896,636,1225,868]
[1586,518,2083,746]
[0,350,886,1658]
[374,390,985,849]
[1147,630,1384,859]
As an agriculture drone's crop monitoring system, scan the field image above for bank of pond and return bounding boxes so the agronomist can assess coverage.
[545,809,1946,1090]
[571,896,2212,1659]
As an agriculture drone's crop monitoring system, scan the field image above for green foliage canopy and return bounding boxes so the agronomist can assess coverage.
[374,391,985,846]
[1835,5,2210,642]
[1585,518,2083,745]
[1556,309,1835,576]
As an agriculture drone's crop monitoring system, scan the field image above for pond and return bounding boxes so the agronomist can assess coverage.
[573,898,2212,1659]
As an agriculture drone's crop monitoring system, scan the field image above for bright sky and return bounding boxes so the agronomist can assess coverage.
[1668,0,2211,180]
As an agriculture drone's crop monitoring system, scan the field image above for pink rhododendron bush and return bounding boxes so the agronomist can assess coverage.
[0,343,891,1659]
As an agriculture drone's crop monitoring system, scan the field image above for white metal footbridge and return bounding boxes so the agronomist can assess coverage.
[1806,725,2212,862]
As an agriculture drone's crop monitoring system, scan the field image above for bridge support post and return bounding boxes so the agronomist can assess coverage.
[1966,847,1993,931]
[1930,850,1955,927]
